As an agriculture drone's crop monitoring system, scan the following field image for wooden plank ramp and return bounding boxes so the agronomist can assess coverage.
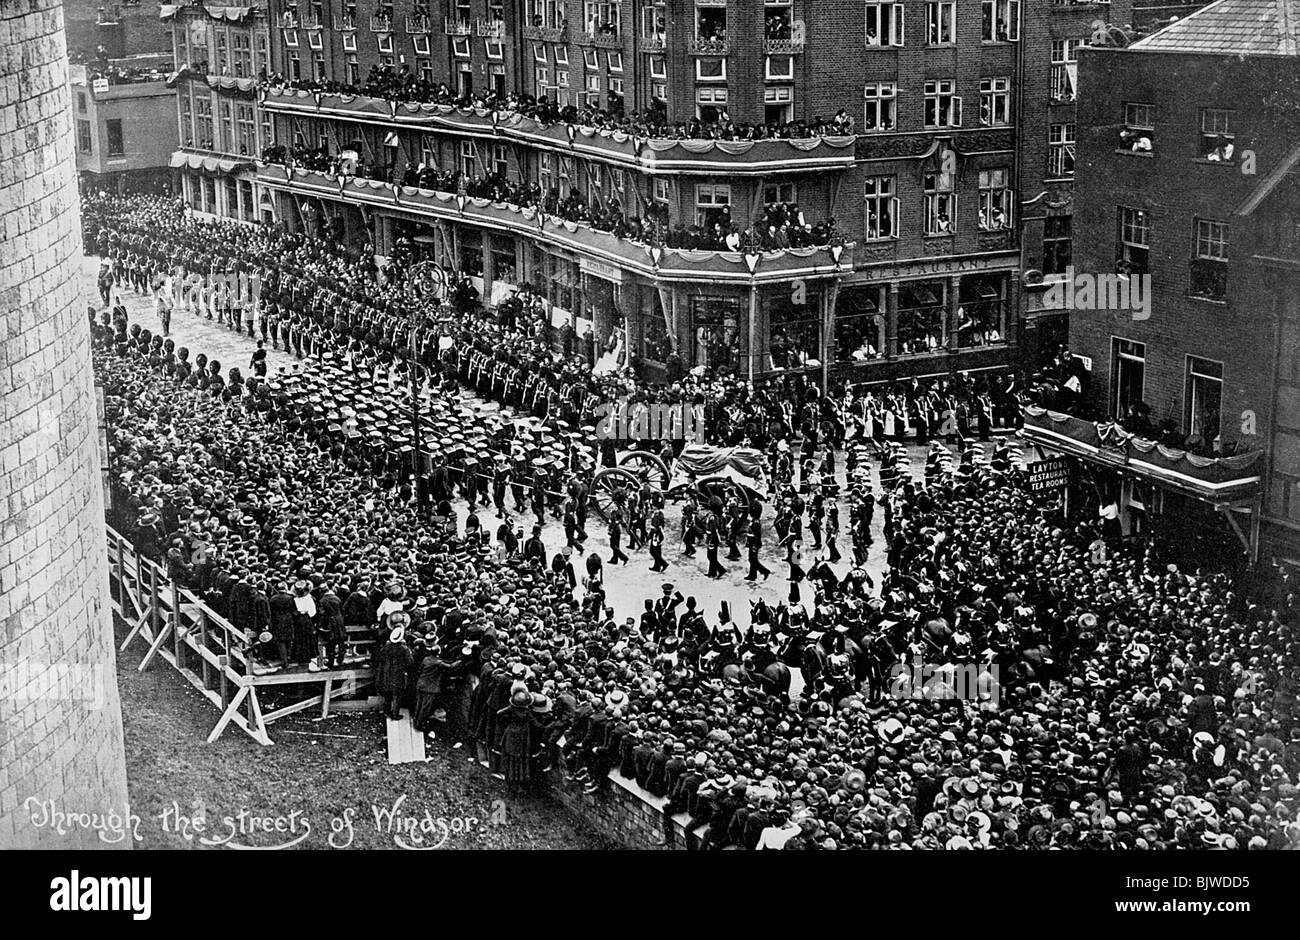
[385,709,426,764]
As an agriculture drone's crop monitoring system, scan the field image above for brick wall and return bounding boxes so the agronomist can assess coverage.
[0,0,130,849]
[548,767,692,850]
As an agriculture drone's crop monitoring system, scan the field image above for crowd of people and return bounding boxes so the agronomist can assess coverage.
[86,193,1300,851]
[268,66,857,142]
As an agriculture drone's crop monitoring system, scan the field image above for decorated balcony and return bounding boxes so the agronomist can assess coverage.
[258,86,857,176]
[1021,406,1263,503]
[521,24,566,41]
[256,163,853,285]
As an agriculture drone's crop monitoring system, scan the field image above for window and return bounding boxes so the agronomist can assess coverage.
[979,77,1010,127]
[195,95,213,148]
[926,2,954,44]
[486,40,504,59]
[1043,215,1072,275]
[342,31,357,52]
[347,53,360,84]
[978,169,1011,231]
[1122,102,1154,153]
[764,182,795,205]
[1111,338,1146,421]
[923,170,955,235]
[452,37,470,57]
[1191,217,1229,300]
[834,286,886,363]
[313,51,326,79]
[307,29,323,50]
[649,56,666,79]
[898,280,947,354]
[864,175,898,239]
[651,81,667,102]
[413,33,430,55]
[283,28,298,47]
[607,52,623,71]
[764,86,793,123]
[178,93,192,145]
[215,29,229,72]
[862,82,897,131]
[689,296,740,372]
[765,55,793,81]
[218,100,233,151]
[233,33,252,76]
[554,46,569,66]
[584,0,622,39]
[583,49,599,70]
[695,1,727,44]
[235,103,256,155]
[924,79,961,128]
[106,118,124,156]
[696,86,727,121]
[288,49,301,81]
[609,76,625,109]
[865,2,904,47]
[460,140,477,177]
[1050,40,1079,101]
[653,177,671,204]
[1200,108,1236,162]
[417,57,432,84]
[643,1,667,41]
[1185,357,1223,444]
[527,0,564,29]
[77,91,86,112]
[76,119,92,154]
[695,183,731,226]
[492,142,508,177]
[1048,122,1076,177]
[1117,207,1150,275]
[957,274,1005,348]
[981,0,1019,41]
[696,57,726,81]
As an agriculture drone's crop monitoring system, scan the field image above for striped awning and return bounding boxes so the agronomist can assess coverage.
[169,151,255,175]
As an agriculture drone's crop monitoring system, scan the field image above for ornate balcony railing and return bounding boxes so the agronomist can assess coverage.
[763,38,803,54]
[640,33,665,51]
[333,14,356,30]
[522,24,566,41]
[405,14,430,32]
[688,35,729,54]
[369,15,392,32]
[279,11,299,28]
[475,18,505,38]
[444,17,472,35]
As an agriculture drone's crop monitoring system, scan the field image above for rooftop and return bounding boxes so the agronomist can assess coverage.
[1132,0,1300,56]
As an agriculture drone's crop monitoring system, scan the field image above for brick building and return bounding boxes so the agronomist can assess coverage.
[65,0,171,59]
[71,56,177,192]
[163,2,275,221]
[1027,0,1300,563]
[235,0,1046,385]
[0,0,130,849]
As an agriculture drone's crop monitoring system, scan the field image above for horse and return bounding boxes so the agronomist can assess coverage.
[720,657,793,697]
[799,631,867,694]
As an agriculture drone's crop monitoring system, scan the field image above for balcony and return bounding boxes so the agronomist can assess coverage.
[298,11,323,29]
[405,14,430,33]
[688,35,729,54]
[640,33,666,51]
[1021,406,1263,503]
[280,11,299,28]
[258,87,858,176]
[369,15,392,32]
[522,24,567,41]
[578,29,623,49]
[444,17,472,35]
[763,38,804,54]
[333,14,356,30]
[256,164,854,285]
[475,18,505,38]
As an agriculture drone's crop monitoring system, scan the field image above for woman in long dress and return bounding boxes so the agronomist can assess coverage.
[495,688,535,789]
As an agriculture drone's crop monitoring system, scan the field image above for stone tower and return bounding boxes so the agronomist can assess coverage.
[0,0,130,848]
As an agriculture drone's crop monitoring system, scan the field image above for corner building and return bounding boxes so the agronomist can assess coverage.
[239,1,1186,385]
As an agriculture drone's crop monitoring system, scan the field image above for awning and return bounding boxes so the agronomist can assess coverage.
[169,151,255,175]
[1021,406,1262,504]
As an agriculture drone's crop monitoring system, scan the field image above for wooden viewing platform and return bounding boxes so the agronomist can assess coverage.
[108,526,378,745]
